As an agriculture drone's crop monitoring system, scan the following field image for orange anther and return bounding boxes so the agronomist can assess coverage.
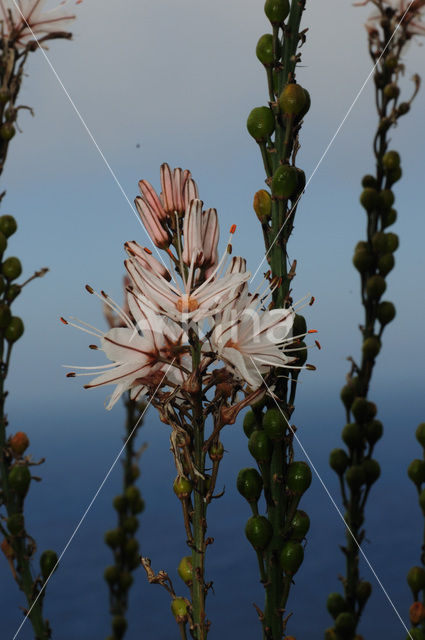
[66,372,76,378]
[315,340,322,350]
[230,224,237,234]
[309,296,315,306]
[60,317,68,325]
[85,284,94,294]
[308,329,318,334]
[144,247,152,255]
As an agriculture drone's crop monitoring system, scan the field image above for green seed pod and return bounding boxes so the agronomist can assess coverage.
[342,423,363,449]
[118,571,133,590]
[351,398,376,423]
[385,55,398,71]
[248,430,272,463]
[398,102,410,116]
[256,34,281,65]
[377,300,396,326]
[0,123,15,141]
[292,313,307,337]
[383,150,400,171]
[406,629,425,640]
[0,303,11,329]
[245,515,273,550]
[407,566,425,597]
[263,407,286,440]
[362,175,378,189]
[286,461,312,494]
[177,555,193,585]
[407,460,425,487]
[371,231,388,254]
[122,516,139,535]
[387,166,402,185]
[289,510,310,540]
[382,208,397,228]
[253,189,272,222]
[104,529,123,548]
[124,485,141,505]
[2,257,22,281]
[352,247,373,273]
[243,410,259,438]
[360,188,379,212]
[7,513,24,536]
[340,384,356,410]
[362,336,381,360]
[237,468,263,503]
[326,592,347,618]
[247,106,275,142]
[104,565,120,584]
[378,189,395,211]
[271,164,299,199]
[361,459,381,485]
[356,580,372,605]
[40,550,58,581]
[366,275,386,301]
[124,538,139,557]
[278,83,307,116]
[8,465,31,497]
[5,317,24,343]
[334,611,356,636]
[173,475,192,499]
[127,552,141,570]
[0,215,17,237]
[364,419,383,446]
[345,465,366,491]
[329,448,349,475]
[171,597,189,622]
[383,83,400,99]
[209,441,224,461]
[112,615,127,637]
[264,0,290,24]
[5,283,21,302]
[378,253,395,276]
[416,423,425,448]
[280,540,304,575]
[419,488,425,513]
[113,494,127,513]
[386,232,399,252]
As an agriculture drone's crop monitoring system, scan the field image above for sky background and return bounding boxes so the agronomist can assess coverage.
[1,0,425,637]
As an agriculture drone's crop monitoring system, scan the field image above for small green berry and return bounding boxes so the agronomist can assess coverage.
[382,150,400,171]
[5,316,24,342]
[407,566,425,597]
[173,476,192,499]
[2,257,22,281]
[356,580,372,605]
[253,189,272,222]
[247,106,275,141]
[286,461,312,494]
[345,465,366,491]
[245,515,273,550]
[364,419,383,445]
[351,398,377,423]
[278,83,307,115]
[248,430,272,463]
[362,174,378,189]
[271,164,299,199]
[334,611,356,636]
[360,188,379,211]
[329,449,349,475]
[237,468,263,503]
[378,253,395,276]
[264,0,290,24]
[408,460,425,487]
[362,336,381,360]
[104,565,120,584]
[289,510,310,540]
[280,540,304,575]
[0,123,15,141]
[243,410,259,438]
[326,592,346,619]
[256,33,281,65]
[366,274,386,301]
[8,465,31,497]
[342,423,363,449]
[177,556,193,585]
[263,407,286,440]
[361,459,381,485]
[171,597,189,622]
[376,301,396,326]
[0,215,17,237]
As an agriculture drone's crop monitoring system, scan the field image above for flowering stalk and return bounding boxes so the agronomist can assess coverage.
[0,4,74,638]
[65,163,315,638]
[242,1,315,637]
[326,3,423,638]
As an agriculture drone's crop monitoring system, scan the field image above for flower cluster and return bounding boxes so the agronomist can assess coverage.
[63,164,315,411]
[0,0,76,48]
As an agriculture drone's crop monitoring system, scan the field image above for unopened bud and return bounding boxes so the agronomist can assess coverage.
[264,0,290,24]
[247,106,275,141]
[253,189,272,221]
[279,83,307,116]
[366,274,386,300]
[256,33,281,66]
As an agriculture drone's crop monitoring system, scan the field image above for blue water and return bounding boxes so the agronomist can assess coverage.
[1,388,422,639]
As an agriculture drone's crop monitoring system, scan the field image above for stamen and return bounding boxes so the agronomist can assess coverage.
[144,247,152,255]
[308,329,318,334]
[89,344,98,350]
[309,296,315,306]
[230,224,237,234]
[60,317,68,325]
[85,284,94,294]
[306,364,316,370]
[315,340,322,350]
[66,372,76,377]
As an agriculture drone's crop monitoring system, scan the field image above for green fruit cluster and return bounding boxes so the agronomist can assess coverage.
[0,216,24,343]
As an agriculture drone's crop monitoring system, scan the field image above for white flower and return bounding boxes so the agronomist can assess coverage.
[0,0,76,48]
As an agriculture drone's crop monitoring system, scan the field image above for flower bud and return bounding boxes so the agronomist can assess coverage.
[104,529,124,548]
[360,188,379,212]
[104,565,120,584]
[382,208,397,228]
[371,232,388,254]
[278,83,307,116]
[329,448,349,475]
[378,189,395,211]
[342,423,363,449]
[264,0,290,24]
[280,541,304,575]
[253,189,272,222]
[8,465,31,497]
[113,494,127,513]
[286,461,312,494]
[171,597,189,623]
[0,123,15,141]
[356,580,372,605]
[7,513,24,536]
[376,300,396,326]
[385,55,398,71]
[366,275,386,301]
[361,175,378,189]
[248,430,272,463]
[40,550,58,581]
[352,247,373,273]
[5,317,24,343]
[177,556,193,585]
[361,459,380,485]
[397,102,410,116]
[256,34,281,65]
[119,571,133,590]
[289,509,310,540]
[340,384,356,411]
[334,612,356,636]
[243,410,259,438]
[407,566,425,597]
[2,257,22,281]
[124,486,141,506]
[382,150,400,171]
[112,615,127,637]
[271,164,299,199]
[263,407,286,440]
[9,431,30,455]
[326,592,347,618]
[247,107,275,141]
[362,336,381,360]
[245,515,273,550]
[416,423,425,448]
[209,441,224,461]
[124,538,139,558]
[351,398,376,423]
[173,476,193,499]
[0,215,17,237]
[364,419,383,445]
[237,468,263,503]
[122,516,139,535]
[346,465,366,491]
[386,232,399,252]
[378,253,395,276]
[383,83,400,99]
[408,460,425,488]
